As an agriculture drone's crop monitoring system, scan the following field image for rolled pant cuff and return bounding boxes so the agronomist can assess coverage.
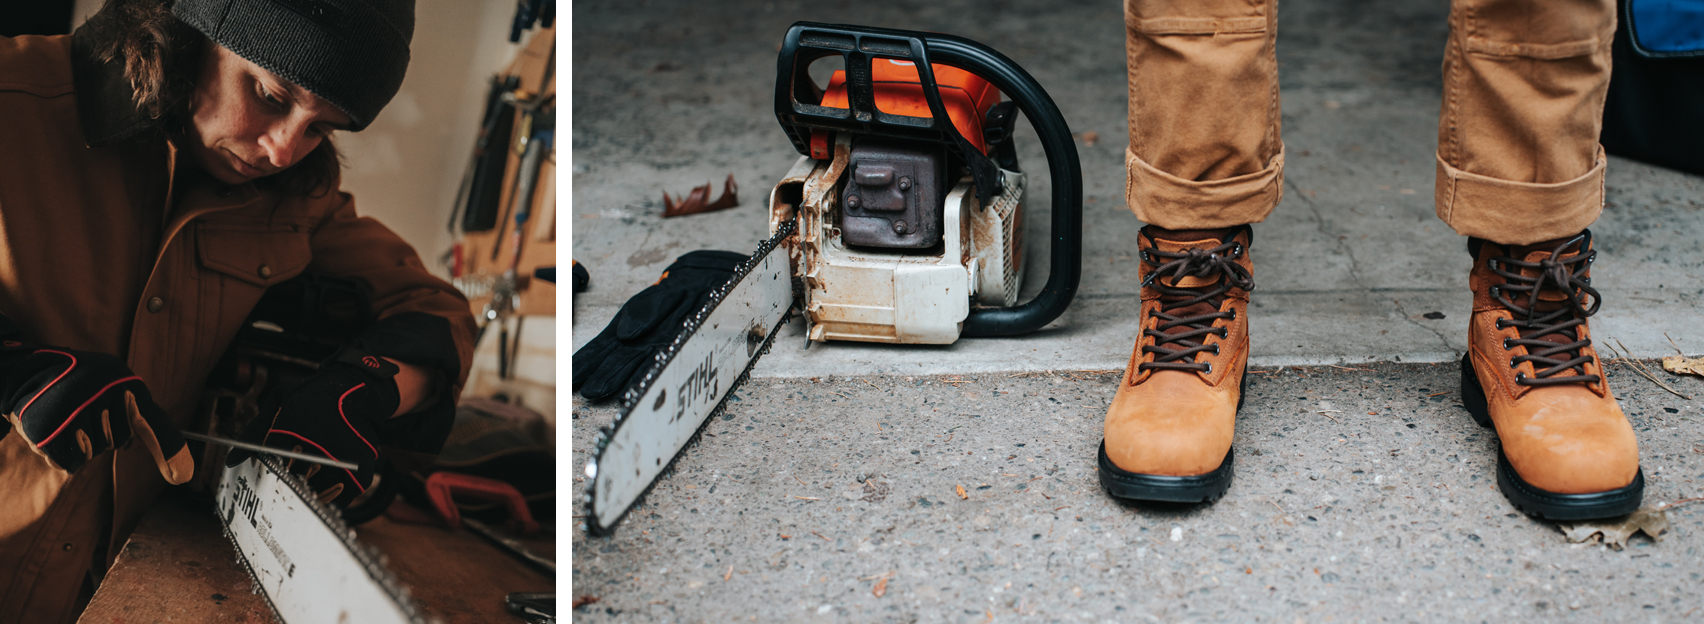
[1125,146,1283,229]
[1434,146,1606,245]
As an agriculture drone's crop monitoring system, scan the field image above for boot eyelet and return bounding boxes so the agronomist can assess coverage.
[1490,286,1500,297]
[1502,338,1511,349]
[1509,357,1519,368]
[1515,373,1527,383]
[1232,243,1243,256]
[1487,259,1499,272]
[1212,344,1222,355]
[1203,363,1213,374]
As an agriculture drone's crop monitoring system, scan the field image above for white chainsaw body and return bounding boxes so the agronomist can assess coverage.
[768,135,1025,345]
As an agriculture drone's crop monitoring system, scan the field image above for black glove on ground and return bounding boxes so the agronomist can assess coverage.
[0,337,193,484]
[572,250,746,402]
[226,349,402,507]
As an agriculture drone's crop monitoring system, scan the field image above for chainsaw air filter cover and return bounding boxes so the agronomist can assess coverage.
[841,141,945,248]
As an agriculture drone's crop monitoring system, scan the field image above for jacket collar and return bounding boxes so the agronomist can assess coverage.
[70,26,163,148]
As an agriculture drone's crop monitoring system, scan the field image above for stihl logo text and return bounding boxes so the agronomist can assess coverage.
[224,474,297,578]
[231,475,261,528]
[670,353,719,424]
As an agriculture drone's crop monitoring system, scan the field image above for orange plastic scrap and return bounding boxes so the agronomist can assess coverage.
[662,174,739,217]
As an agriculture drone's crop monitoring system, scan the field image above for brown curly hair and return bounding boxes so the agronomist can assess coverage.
[77,0,342,197]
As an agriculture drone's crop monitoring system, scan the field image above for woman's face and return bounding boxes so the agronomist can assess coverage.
[181,44,352,185]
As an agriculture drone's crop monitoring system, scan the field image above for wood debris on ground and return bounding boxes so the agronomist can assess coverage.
[1606,339,1693,399]
[956,484,967,499]
[865,571,894,598]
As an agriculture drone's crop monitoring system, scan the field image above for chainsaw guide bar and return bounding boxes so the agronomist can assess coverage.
[217,456,429,623]
[583,219,798,536]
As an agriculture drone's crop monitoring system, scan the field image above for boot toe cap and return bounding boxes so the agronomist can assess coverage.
[1103,405,1234,477]
[1503,422,1639,494]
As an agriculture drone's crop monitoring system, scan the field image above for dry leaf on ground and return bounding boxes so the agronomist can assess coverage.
[1078,131,1099,146]
[1557,507,1668,550]
[1662,355,1704,377]
[956,484,967,499]
[662,174,739,217]
[872,576,889,598]
[572,596,601,609]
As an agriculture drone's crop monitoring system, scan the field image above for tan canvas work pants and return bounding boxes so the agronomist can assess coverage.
[1124,0,1616,245]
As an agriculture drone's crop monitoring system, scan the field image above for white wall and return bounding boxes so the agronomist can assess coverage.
[74,0,525,274]
[335,0,523,275]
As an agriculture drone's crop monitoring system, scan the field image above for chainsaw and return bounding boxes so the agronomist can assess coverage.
[584,22,1083,535]
[185,275,433,622]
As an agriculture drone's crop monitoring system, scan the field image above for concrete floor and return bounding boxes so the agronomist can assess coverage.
[569,0,1704,620]
[569,365,1704,623]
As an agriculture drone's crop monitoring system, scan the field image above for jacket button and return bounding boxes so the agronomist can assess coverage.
[147,297,164,313]
[258,264,272,278]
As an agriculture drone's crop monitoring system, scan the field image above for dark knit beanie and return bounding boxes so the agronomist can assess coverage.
[171,0,415,131]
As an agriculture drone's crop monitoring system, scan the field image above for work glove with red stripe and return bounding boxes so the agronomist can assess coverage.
[0,338,194,484]
[226,349,401,507]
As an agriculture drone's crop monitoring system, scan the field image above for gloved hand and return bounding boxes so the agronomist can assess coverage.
[572,250,746,402]
[0,338,194,484]
[226,349,402,507]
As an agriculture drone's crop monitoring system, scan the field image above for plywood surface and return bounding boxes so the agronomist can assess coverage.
[81,495,554,623]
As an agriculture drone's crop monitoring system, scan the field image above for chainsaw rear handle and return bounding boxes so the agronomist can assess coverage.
[774,22,1082,337]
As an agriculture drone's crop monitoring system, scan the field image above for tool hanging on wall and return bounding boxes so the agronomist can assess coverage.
[509,0,555,42]
[455,75,521,234]
[478,98,553,379]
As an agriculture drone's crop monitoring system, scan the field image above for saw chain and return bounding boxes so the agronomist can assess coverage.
[582,218,797,536]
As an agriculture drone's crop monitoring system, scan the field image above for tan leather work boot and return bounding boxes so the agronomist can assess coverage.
[1099,225,1253,503]
[1461,231,1642,520]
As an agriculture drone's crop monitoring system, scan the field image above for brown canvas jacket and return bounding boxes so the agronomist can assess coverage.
[0,32,476,623]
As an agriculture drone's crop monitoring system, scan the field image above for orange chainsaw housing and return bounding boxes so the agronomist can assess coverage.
[809,59,1001,160]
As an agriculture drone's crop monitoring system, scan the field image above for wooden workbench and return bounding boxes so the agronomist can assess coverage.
[78,493,553,623]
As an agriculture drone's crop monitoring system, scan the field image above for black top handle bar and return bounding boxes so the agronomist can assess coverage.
[773,21,1082,337]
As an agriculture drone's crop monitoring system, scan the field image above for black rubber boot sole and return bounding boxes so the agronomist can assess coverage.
[1097,372,1246,504]
[1460,352,1644,521]
[1098,443,1233,503]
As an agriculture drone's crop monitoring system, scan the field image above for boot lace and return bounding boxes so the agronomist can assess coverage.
[1137,239,1254,373]
[1487,233,1601,387]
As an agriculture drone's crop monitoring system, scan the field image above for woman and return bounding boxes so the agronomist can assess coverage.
[0,0,476,620]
